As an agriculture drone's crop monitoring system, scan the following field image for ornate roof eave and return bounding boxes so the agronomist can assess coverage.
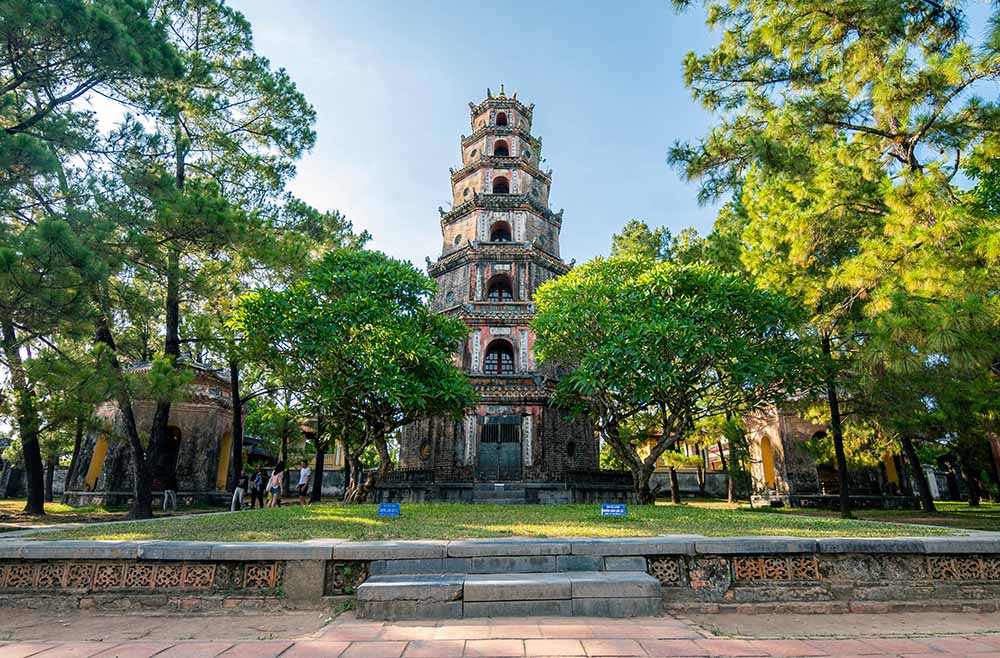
[439,193,563,227]
[468,90,534,120]
[428,243,571,277]
[461,125,540,149]
[450,156,552,185]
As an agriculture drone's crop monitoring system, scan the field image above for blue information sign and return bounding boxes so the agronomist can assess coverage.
[377,503,401,517]
[601,503,627,517]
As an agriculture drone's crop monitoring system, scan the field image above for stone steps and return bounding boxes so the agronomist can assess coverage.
[356,570,661,620]
[471,483,527,505]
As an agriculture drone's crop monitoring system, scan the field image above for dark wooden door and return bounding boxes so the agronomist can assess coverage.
[476,421,522,481]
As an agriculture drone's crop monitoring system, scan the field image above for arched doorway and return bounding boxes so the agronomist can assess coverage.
[489,221,512,242]
[493,139,509,157]
[491,176,509,194]
[496,112,508,126]
[487,275,514,302]
[483,339,515,375]
[153,426,183,485]
[760,436,776,490]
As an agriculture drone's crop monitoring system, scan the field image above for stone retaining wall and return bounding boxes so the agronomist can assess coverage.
[1,535,998,614]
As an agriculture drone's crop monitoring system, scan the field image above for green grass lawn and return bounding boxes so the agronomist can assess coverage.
[0,499,218,533]
[758,500,1000,532]
[36,501,960,542]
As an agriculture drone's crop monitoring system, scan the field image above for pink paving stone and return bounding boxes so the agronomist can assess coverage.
[742,639,827,656]
[340,641,407,658]
[0,645,53,658]
[580,638,646,657]
[322,626,388,641]
[539,626,595,639]
[464,639,526,657]
[217,640,295,657]
[922,636,1000,653]
[523,639,587,656]
[803,639,886,655]
[638,639,710,656]
[402,640,465,657]
[692,638,768,657]
[433,625,492,640]
[379,626,438,641]
[863,638,936,654]
[33,643,112,658]
[89,643,178,658]
[280,640,351,658]
[153,641,237,658]
[491,625,544,639]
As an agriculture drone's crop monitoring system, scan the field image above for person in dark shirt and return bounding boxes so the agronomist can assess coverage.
[231,471,249,511]
[162,473,178,513]
[250,465,265,509]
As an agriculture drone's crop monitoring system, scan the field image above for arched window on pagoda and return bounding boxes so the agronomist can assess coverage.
[490,221,512,242]
[492,176,509,194]
[496,112,508,127]
[483,340,515,375]
[487,275,514,302]
[493,139,509,157]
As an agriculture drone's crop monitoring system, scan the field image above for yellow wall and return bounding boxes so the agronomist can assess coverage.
[884,452,900,486]
[760,436,776,489]
[84,434,109,490]
[216,431,232,489]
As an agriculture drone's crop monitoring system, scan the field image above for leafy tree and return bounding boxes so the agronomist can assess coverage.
[232,249,476,503]
[533,257,816,503]
[0,0,178,515]
[611,220,673,260]
[670,0,1000,517]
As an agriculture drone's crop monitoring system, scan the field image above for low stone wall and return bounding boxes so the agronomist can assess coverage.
[2,535,999,614]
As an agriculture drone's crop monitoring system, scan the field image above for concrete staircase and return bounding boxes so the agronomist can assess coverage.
[471,482,527,505]
[356,553,661,620]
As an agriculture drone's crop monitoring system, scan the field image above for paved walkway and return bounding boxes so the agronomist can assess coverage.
[1,611,999,657]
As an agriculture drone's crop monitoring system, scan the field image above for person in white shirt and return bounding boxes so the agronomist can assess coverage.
[296,459,311,506]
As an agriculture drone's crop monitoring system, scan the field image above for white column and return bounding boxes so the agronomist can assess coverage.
[522,415,533,466]
[470,331,482,374]
[465,415,477,466]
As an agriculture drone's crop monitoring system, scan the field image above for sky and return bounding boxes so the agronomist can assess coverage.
[227,0,722,269]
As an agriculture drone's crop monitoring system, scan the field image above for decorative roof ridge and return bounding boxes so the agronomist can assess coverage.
[438,194,564,226]
[450,155,552,184]
[468,85,534,118]
[461,125,540,149]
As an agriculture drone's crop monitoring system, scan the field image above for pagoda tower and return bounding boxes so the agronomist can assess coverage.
[393,87,600,503]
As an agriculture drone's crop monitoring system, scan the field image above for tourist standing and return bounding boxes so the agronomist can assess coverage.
[266,462,284,508]
[250,465,265,509]
[296,459,312,506]
[231,471,249,512]
[162,473,177,513]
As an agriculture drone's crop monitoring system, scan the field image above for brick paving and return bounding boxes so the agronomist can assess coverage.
[2,613,1000,657]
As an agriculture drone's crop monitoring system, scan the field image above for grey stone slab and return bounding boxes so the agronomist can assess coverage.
[0,541,32,558]
[694,537,818,555]
[210,542,333,561]
[919,537,1000,554]
[358,600,463,620]
[569,571,660,599]
[572,596,661,617]
[370,558,444,575]
[283,560,326,601]
[138,541,215,560]
[556,555,604,572]
[570,537,698,556]
[463,572,571,602]
[20,540,141,560]
[466,555,556,573]
[464,599,573,617]
[604,556,647,572]
[356,574,464,602]
[816,538,927,554]
[447,539,571,557]
[333,541,448,561]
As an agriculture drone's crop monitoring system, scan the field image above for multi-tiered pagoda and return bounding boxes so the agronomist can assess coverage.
[386,87,627,504]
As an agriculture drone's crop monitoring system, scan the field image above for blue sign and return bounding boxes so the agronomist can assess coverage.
[377,503,401,517]
[601,504,627,517]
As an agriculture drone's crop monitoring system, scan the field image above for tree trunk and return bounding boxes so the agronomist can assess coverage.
[311,445,325,503]
[343,451,367,504]
[696,463,706,498]
[669,466,681,504]
[44,460,55,502]
[65,413,85,493]
[226,357,244,492]
[633,464,656,505]
[901,434,935,512]
[822,335,852,519]
[0,315,45,516]
[342,453,351,502]
[147,248,181,484]
[347,432,393,504]
[960,452,982,507]
[93,310,153,519]
[281,429,289,493]
[718,440,736,503]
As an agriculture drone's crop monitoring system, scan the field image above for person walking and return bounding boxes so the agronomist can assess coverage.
[296,459,312,506]
[250,465,265,510]
[162,473,178,513]
[231,470,248,512]
[266,462,284,508]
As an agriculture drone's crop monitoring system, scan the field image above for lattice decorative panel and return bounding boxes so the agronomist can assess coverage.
[244,563,278,589]
[328,560,370,594]
[647,557,683,585]
[928,556,1000,581]
[733,555,820,582]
